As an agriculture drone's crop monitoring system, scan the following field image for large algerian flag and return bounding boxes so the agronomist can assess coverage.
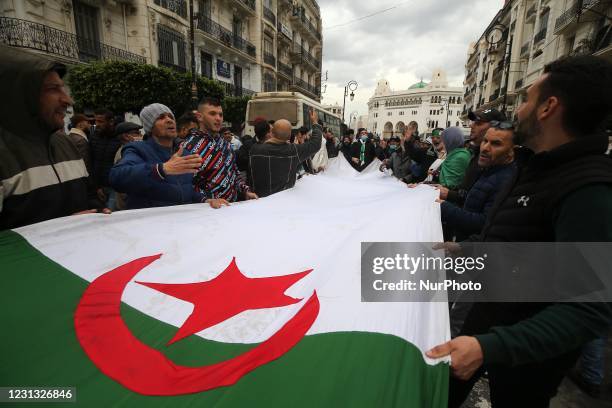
[1,157,449,407]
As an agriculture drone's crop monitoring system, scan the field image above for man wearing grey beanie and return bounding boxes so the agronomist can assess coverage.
[109,103,205,209]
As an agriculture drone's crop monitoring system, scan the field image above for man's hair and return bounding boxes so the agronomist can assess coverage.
[357,128,366,134]
[254,120,270,140]
[94,109,114,120]
[198,96,222,108]
[408,121,418,130]
[177,112,198,130]
[298,126,309,134]
[71,113,89,127]
[539,55,612,136]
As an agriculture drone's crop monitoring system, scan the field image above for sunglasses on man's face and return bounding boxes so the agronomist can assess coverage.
[489,120,514,130]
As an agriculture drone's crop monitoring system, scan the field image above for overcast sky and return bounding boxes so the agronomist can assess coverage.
[318,0,504,119]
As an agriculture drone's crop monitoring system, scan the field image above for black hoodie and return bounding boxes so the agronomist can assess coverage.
[0,46,101,229]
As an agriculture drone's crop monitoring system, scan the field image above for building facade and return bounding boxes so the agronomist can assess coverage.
[367,69,464,139]
[0,0,323,99]
[323,103,342,117]
[462,0,611,120]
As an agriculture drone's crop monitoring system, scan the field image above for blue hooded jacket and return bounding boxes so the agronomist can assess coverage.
[109,137,205,209]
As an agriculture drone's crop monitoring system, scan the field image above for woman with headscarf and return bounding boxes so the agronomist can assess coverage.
[438,127,471,189]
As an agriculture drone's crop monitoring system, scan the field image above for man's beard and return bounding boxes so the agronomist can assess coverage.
[513,110,540,147]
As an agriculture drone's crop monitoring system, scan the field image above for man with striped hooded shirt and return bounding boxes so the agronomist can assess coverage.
[0,46,106,229]
[183,97,258,209]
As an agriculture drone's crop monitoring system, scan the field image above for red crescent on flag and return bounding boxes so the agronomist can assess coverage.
[74,255,319,396]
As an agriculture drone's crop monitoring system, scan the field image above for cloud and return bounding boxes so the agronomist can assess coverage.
[318,0,504,118]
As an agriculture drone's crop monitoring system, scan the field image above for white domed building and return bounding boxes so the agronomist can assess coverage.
[367,69,466,138]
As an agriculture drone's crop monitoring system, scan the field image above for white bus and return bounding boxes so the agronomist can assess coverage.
[244,92,342,140]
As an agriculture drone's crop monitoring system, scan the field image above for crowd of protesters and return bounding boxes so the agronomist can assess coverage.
[1,42,611,407]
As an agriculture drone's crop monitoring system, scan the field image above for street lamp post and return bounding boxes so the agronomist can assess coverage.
[189,0,198,109]
[486,23,513,116]
[342,80,358,124]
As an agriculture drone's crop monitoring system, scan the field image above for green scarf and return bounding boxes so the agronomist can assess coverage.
[360,141,366,164]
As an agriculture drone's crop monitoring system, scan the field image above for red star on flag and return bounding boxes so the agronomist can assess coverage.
[137,258,312,345]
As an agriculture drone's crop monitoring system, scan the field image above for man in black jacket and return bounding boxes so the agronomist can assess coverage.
[0,46,106,229]
[340,133,353,163]
[324,127,339,158]
[427,55,612,407]
[249,109,322,197]
[437,108,506,205]
[350,128,376,171]
[90,108,121,208]
[441,125,515,242]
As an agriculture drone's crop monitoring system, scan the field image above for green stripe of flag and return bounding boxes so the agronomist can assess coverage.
[0,231,448,407]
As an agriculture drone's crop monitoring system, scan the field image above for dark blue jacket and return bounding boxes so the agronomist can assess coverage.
[109,137,205,209]
[441,163,515,240]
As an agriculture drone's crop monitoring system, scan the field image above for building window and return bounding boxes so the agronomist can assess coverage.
[399,111,404,115]
[198,0,211,18]
[387,112,392,116]
[73,1,100,61]
[201,51,213,78]
[158,25,187,71]
[263,34,275,66]
[263,72,276,92]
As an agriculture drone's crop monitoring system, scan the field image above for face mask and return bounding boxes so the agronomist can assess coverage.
[389,144,398,151]
[360,135,368,142]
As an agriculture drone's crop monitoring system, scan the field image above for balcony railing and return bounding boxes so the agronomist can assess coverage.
[218,81,255,97]
[534,27,547,44]
[520,40,530,56]
[197,16,256,58]
[154,0,187,19]
[232,0,256,12]
[278,61,292,78]
[293,44,319,69]
[554,2,580,31]
[292,77,319,97]
[292,6,321,41]
[263,6,276,25]
[0,17,146,64]
[264,52,276,67]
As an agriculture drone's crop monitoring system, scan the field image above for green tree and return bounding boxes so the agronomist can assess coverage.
[67,61,225,116]
[222,96,252,130]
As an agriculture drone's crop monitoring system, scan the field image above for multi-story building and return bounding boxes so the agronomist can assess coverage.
[323,103,343,117]
[367,69,464,138]
[278,0,322,100]
[0,0,147,65]
[0,0,324,99]
[461,0,611,120]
